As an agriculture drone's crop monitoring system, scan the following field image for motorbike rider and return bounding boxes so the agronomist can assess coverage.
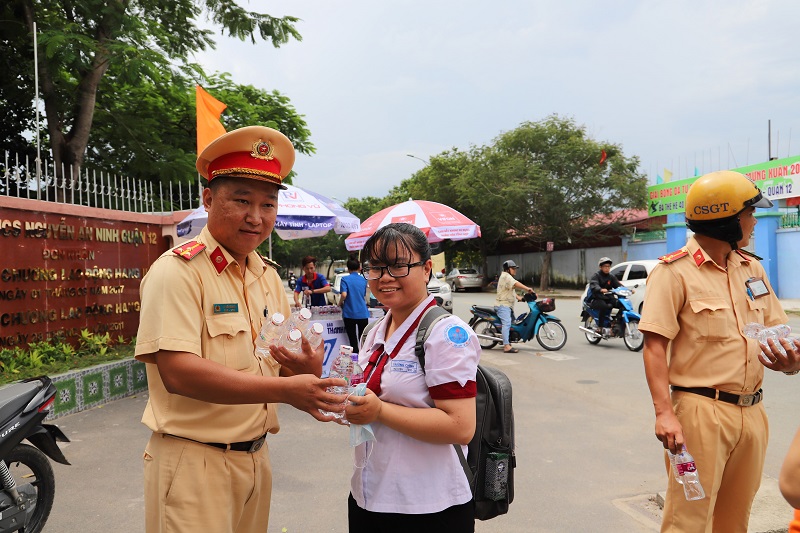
[588,257,623,336]
[495,259,535,353]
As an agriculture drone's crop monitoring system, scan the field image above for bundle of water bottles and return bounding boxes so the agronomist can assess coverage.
[254,307,325,360]
[743,322,793,356]
[319,345,364,422]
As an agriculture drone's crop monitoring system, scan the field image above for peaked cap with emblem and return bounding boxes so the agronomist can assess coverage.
[196,126,295,189]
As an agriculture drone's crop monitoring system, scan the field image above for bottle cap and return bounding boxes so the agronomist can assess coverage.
[271,312,285,325]
[311,322,324,334]
[298,307,312,320]
[288,328,302,341]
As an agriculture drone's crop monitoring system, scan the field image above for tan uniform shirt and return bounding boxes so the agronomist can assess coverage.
[639,237,787,393]
[495,271,517,306]
[135,227,290,443]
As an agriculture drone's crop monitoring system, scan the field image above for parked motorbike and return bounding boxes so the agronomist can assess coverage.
[0,376,70,533]
[579,286,644,351]
[468,292,567,351]
[288,272,297,290]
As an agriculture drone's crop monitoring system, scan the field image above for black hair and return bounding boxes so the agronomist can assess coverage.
[346,254,360,272]
[362,223,431,267]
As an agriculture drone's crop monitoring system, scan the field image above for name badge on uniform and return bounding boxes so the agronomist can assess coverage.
[213,303,239,314]
[390,360,419,374]
[745,278,769,299]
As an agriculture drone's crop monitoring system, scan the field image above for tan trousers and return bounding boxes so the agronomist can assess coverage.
[661,391,768,533]
[143,433,272,533]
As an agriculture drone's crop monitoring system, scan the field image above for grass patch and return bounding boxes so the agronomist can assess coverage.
[0,330,134,386]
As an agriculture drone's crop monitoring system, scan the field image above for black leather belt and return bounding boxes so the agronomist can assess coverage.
[166,433,266,453]
[671,386,763,407]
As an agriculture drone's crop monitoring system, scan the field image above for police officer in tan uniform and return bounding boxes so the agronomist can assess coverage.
[640,170,800,532]
[135,126,346,533]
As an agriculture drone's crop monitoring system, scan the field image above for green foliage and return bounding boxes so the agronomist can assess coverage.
[0,330,134,385]
[0,0,305,190]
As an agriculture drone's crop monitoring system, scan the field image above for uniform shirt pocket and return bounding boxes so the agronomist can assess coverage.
[205,314,252,370]
[689,297,731,342]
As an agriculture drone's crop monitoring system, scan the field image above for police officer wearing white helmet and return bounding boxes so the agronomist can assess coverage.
[639,170,800,532]
[495,260,535,353]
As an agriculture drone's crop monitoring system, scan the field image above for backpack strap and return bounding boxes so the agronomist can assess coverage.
[414,305,451,373]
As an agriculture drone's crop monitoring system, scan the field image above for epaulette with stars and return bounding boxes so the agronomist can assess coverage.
[658,248,689,264]
[735,249,763,261]
[172,240,206,261]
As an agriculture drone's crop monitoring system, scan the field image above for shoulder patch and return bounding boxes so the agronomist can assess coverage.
[172,241,206,261]
[260,255,281,270]
[443,323,471,348]
[658,248,689,264]
[735,249,763,261]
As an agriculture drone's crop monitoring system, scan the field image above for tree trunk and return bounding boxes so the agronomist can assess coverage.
[539,250,552,292]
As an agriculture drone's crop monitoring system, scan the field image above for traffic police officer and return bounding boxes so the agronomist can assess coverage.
[135,126,345,533]
[640,170,800,532]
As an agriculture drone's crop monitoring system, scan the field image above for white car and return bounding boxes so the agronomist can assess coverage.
[427,272,453,313]
[580,259,659,314]
[326,272,349,305]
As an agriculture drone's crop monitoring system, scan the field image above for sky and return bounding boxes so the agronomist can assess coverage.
[197,0,800,201]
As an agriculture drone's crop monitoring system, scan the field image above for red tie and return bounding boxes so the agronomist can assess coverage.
[364,300,436,396]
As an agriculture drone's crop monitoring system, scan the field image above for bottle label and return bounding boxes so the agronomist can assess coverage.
[676,461,697,475]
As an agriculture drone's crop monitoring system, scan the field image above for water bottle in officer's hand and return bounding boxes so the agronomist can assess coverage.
[667,445,705,501]
[255,313,286,360]
[320,345,353,419]
[744,322,792,355]
[306,322,325,350]
[280,328,303,355]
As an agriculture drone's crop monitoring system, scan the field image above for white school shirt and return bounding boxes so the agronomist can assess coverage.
[351,296,480,514]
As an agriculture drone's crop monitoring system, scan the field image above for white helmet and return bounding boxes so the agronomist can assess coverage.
[598,257,612,267]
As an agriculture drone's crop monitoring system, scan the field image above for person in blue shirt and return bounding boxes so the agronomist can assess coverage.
[339,255,370,353]
[294,255,331,308]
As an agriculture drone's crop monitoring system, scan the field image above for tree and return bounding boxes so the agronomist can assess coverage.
[461,115,646,290]
[2,0,302,198]
[85,70,314,187]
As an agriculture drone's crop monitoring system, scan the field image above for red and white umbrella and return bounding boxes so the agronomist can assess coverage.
[345,199,481,251]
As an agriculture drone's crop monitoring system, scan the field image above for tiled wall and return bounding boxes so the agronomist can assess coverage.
[49,358,148,419]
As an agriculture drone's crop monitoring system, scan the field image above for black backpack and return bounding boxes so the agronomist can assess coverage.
[360,306,515,521]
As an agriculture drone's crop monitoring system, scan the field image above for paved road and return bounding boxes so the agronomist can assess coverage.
[46,291,800,532]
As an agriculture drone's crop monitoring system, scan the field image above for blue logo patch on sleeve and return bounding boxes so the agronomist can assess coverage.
[444,324,470,347]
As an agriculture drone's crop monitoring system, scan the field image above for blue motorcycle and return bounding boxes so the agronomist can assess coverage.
[468,292,567,351]
[579,286,643,351]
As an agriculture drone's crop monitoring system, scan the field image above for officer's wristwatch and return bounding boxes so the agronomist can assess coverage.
[783,369,800,376]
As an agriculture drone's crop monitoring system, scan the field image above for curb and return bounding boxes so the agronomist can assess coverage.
[47,358,148,420]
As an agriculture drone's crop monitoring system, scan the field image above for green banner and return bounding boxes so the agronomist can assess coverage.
[646,154,800,216]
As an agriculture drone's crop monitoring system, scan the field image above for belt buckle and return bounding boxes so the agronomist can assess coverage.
[248,436,265,453]
[737,394,755,407]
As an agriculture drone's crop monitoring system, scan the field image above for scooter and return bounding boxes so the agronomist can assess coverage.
[288,272,297,290]
[468,292,568,351]
[579,286,644,351]
[0,376,70,533]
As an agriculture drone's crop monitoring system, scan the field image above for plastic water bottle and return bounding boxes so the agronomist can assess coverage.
[320,345,353,419]
[745,323,792,355]
[349,352,364,387]
[306,322,324,350]
[742,322,765,338]
[289,307,313,336]
[667,446,706,501]
[281,328,303,355]
[256,313,285,354]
